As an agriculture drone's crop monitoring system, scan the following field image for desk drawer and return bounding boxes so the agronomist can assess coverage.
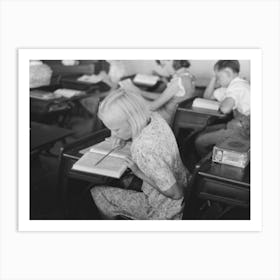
[197,177,250,207]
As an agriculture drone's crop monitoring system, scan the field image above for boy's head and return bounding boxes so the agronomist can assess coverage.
[214,60,240,87]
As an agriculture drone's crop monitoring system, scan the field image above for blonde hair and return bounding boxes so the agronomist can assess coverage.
[98,88,151,139]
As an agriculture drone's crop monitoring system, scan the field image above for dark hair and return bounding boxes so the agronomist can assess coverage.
[172,60,191,70]
[214,60,240,73]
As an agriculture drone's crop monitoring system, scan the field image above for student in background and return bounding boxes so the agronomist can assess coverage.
[98,60,129,89]
[101,60,173,89]
[120,60,196,125]
[195,60,250,157]
[90,88,189,220]
[30,60,53,88]
[153,60,175,79]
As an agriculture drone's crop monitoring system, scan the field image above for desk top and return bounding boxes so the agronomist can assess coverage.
[178,98,226,118]
[198,159,250,188]
[60,75,111,93]
[62,129,111,160]
[30,122,73,152]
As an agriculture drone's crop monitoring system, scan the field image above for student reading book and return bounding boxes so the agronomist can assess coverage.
[90,88,189,220]
[196,60,250,157]
[72,139,131,178]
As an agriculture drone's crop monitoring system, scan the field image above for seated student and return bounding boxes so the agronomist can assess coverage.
[120,60,196,125]
[100,60,171,89]
[153,60,175,81]
[99,60,129,89]
[195,60,250,157]
[90,88,189,220]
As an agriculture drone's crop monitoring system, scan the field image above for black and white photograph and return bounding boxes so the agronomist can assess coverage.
[21,51,260,229]
[29,59,251,221]
[1,1,280,279]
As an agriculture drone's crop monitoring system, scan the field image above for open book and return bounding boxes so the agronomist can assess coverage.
[192,98,220,111]
[77,74,103,84]
[133,74,159,87]
[72,139,131,178]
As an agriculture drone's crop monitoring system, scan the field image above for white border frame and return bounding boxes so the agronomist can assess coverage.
[19,48,262,232]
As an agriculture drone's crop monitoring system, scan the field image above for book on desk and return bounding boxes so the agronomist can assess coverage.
[133,74,159,87]
[72,139,131,178]
[191,98,222,116]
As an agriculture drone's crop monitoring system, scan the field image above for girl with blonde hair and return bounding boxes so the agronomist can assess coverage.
[90,88,189,220]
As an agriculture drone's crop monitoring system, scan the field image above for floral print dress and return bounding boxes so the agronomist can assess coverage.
[90,113,189,220]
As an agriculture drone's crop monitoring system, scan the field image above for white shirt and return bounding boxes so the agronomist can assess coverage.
[107,60,128,83]
[213,77,250,116]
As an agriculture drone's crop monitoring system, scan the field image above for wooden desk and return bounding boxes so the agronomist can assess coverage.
[58,129,111,214]
[30,78,110,125]
[184,155,250,219]
[172,97,230,137]
[197,160,250,207]
[30,122,73,154]
[60,75,110,92]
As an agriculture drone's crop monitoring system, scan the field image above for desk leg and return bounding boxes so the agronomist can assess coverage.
[57,157,70,218]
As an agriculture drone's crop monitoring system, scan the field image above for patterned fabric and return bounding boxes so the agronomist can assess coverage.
[91,113,189,220]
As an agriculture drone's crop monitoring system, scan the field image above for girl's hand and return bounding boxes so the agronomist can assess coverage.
[124,157,141,177]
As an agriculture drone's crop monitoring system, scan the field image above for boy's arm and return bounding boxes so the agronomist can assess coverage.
[203,76,218,99]
[219,97,235,114]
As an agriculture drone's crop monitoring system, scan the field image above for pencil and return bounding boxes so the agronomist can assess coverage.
[94,145,121,166]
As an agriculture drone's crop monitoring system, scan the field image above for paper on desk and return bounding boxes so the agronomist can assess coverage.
[54,88,85,98]
[77,74,103,84]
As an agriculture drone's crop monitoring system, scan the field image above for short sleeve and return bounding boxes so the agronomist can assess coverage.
[177,75,195,98]
[136,149,177,192]
[108,62,125,83]
[213,87,227,102]
[226,86,244,110]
